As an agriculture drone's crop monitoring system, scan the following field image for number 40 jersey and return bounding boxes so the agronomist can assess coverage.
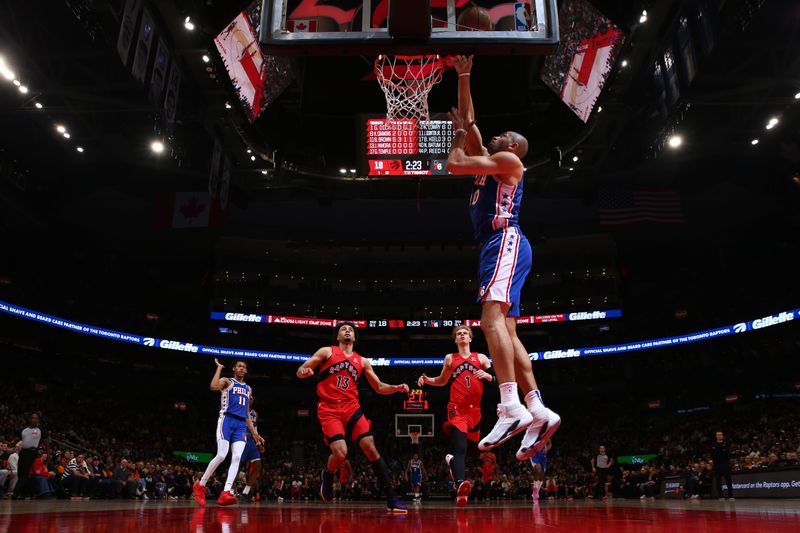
[316,346,363,406]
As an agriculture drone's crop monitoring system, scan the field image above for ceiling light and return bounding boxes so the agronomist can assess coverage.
[751,139,759,145]
[202,54,210,63]
[0,56,15,81]
[225,102,232,109]
[569,167,575,171]
[597,106,602,112]
[766,117,778,130]
[12,79,20,87]
[795,92,800,100]
[339,168,347,174]
[63,132,71,139]
[621,60,628,68]
[56,125,66,133]
[76,146,84,153]
[639,11,647,23]
[184,17,195,31]
[572,155,579,162]
[668,135,683,148]
[34,102,43,109]
[151,140,165,153]
[18,85,28,94]
[261,170,268,175]
[246,148,251,154]
[349,169,356,174]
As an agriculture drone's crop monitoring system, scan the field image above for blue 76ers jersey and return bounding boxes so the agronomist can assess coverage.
[220,378,251,418]
[470,174,524,244]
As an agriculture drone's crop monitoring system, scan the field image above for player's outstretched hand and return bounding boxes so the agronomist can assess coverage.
[214,358,224,368]
[417,374,428,387]
[449,54,473,75]
[475,369,493,382]
[298,367,314,379]
[254,434,265,445]
[396,384,410,394]
[448,107,465,131]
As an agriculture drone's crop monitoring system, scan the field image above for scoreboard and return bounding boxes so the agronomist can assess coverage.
[362,116,454,177]
[367,319,464,328]
[404,388,428,412]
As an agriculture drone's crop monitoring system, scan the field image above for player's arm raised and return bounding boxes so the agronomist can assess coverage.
[362,357,410,395]
[417,354,454,387]
[296,346,332,378]
[474,353,495,382]
[210,358,231,391]
[446,109,523,183]
[451,55,488,157]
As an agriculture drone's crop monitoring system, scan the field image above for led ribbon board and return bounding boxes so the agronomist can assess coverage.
[1,301,796,367]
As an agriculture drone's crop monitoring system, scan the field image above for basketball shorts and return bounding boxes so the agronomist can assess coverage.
[443,402,482,443]
[410,472,423,487]
[482,466,496,484]
[217,415,248,444]
[317,401,373,446]
[530,451,548,473]
[241,438,261,463]
[476,226,532,317]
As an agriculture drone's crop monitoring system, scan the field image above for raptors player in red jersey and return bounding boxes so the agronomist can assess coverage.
[297,322,409,514]
[417,325,494,506]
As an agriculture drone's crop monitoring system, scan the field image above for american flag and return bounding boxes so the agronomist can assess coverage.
[598,189,684,226]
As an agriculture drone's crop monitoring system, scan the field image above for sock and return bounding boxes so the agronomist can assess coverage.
[243,486,251,495]
[370,457,396,501]
[499,382,520,406]
[525,389,547,415]
[451,430,467,483]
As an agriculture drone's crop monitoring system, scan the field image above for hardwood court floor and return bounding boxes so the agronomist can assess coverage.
[1,498,799,532]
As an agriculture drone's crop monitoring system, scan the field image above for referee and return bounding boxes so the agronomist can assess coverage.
[14,413,48,499]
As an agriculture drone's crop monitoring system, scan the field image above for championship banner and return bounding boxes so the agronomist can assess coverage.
[131,8,156,84]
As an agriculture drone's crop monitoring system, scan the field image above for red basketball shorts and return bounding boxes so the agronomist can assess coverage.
[443,401,482,443]
[317,401,372,446]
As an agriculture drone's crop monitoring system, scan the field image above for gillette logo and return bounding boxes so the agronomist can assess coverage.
[568,311,606,321]
[224,313,261,322]
[159,340,199,352]
[751,312,794,330]
[542,349,581,360]
[369,358,391,366]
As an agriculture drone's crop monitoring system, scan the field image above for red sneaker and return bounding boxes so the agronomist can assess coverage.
[217,491,237,506]
[456,480,472,507]
[192,482,206,506]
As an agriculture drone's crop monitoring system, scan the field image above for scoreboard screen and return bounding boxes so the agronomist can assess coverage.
[361,115,454,177]
[404,388,428,412]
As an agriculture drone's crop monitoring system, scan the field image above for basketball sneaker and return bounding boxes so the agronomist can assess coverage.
[532,485,540,502]
[456,480,472,507]
[386,496,408,514]
[216,491,237,506]
[191,481,206,506]
[320,469,334,503]
[516,408,561,461]
[478,403,533,451]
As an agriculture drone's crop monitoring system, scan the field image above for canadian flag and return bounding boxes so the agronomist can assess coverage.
[287,19,318,32]
[155,192,227,229]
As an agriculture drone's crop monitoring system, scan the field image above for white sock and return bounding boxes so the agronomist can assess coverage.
[499,382,520,406]
[525,390,547,415]
[243,486,251,495]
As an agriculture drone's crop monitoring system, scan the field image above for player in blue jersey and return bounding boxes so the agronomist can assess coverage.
[530,440,552,501]
[446,55,560,461]
[405,452,426,502]
[239,396,263,502]
[193,359,264,506]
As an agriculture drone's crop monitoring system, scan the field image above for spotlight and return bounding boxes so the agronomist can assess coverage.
[572,155,579,162]
[76,146,84,153]
[202,54,210,63]
[751,139,759,146]
[246,149,252,154]
[668,135,683,148]
[349,169,356,174]
[597,106,603,112]
[621,60,628,68]
[339,168,347,174]
[795,92,800,100]
[766,117,778,130]
[18,85,28,94]
[639,11,647,23]
[34,102,43,109]
[56,125,66,133]
[261,169,268,175]
[184,17,195,31]
[63,132,71,139]
[12,79,20,87]
[151,140,165,153]
[250,155,256,161]
[225,102,232,109]
[569,167,575,171]
[0,56,15,81]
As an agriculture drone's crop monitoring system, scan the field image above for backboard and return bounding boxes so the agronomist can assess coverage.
[260,0,559,56]
[395,413,435,439]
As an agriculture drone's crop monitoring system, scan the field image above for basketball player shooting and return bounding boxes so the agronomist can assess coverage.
[417,325,493,506]
[192,359,264,506]
[445,55,560,460]
[296,322,410,513]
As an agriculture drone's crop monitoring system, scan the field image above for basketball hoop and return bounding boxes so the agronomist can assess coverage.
[409,430,422,445]
[374,54,445,124]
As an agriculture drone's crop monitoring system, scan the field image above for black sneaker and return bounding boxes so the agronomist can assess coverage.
[320,470,334,503]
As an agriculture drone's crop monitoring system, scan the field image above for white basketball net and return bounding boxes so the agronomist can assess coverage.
[374,55,444,124]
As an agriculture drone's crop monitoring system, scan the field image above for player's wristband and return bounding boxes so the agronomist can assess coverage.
[454,128,467,136]
[458,73,470,78]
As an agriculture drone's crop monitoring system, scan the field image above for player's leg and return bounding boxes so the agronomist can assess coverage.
[321,440,347,502]
[218,421,248,505]
[240,440,261,502]
[356,435,406,513]
[478,301,533,450]
[195,418,232,505]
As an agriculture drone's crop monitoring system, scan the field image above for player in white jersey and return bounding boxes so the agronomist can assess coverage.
[193,359,263,506]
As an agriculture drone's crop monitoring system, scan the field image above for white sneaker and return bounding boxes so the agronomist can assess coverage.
[478,403,533,451]
[516,408,561,460]
[445,454,454,480]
